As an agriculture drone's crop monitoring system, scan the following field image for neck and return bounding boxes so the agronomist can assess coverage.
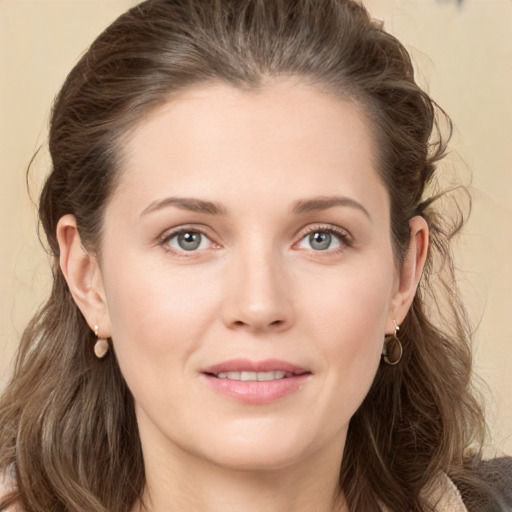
[140,467,347,512]
[133,431,349,512]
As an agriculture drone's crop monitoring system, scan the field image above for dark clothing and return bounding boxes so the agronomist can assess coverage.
[458,457,512,512]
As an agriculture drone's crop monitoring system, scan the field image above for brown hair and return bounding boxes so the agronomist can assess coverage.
[0,1,488,510]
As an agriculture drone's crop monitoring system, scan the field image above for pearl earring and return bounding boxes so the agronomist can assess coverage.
[93,324,110,359]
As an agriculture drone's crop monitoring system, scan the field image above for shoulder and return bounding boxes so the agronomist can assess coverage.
[456,456,512,511]
[421,472,468,512]
[379,473,468,512]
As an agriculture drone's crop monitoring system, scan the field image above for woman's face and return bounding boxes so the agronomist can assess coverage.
[95,81,414,471]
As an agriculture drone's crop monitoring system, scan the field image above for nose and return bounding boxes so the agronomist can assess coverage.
[221,246,295,333]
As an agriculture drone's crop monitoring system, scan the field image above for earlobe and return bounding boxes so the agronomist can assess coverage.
[56,214,111,336]
[388,216,429,329]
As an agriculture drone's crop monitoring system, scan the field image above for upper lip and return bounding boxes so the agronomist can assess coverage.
[202,358,310,376]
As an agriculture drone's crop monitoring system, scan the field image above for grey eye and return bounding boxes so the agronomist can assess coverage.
[297,230,343,252]
[168,231,210,251]
[178,232,202,250]
[308,232,332,251]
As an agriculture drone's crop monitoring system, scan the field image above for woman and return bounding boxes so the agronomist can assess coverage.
[0,0,510,511]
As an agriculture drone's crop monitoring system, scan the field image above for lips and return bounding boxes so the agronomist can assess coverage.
[215,370,292,381]
[202,358,309,376]
[201,359,311,404]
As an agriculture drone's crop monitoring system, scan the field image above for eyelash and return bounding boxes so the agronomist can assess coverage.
[158,224,352,257]
[294,224,352,254]
[159,225,215,257]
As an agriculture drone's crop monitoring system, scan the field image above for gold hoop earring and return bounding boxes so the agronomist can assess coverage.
[382,320,402,366]
[94,324,110,359]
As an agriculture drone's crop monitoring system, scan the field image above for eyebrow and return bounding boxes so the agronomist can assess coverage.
[140,197,227,217]
[291,196,371,219]
[140,195,370,219]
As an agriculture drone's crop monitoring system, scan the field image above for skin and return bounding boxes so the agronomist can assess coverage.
[57,81,428,512]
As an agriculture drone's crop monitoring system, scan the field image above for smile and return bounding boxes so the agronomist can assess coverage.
[215,371,295,381]
[201,359,311,404]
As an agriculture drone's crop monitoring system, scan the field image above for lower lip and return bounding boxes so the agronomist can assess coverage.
[202,374,310,404]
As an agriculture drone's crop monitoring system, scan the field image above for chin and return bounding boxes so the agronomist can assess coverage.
[207,447,307,472]
[192,428,321,472]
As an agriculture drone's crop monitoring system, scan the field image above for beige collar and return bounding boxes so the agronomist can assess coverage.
[422,473,467,511]
[380,473,468,512]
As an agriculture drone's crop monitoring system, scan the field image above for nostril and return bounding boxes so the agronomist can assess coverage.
[229,318,286,330]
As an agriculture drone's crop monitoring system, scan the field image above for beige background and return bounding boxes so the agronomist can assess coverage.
[1,0,511,454]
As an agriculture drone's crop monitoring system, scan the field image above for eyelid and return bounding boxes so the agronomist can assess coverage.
[158,224,220,255]
[293,224,353,251]
[156,222,352,256]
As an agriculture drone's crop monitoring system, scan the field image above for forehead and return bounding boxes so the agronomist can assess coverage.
[113,80,387,215]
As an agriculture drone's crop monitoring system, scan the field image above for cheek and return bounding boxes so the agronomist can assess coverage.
[103,255,217,344]
[305,261,393,343]
[303,261,394,391]
[100,258,219,412]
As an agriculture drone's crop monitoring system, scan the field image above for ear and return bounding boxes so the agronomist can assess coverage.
[56,214,111,337]
[387,216,429,332]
